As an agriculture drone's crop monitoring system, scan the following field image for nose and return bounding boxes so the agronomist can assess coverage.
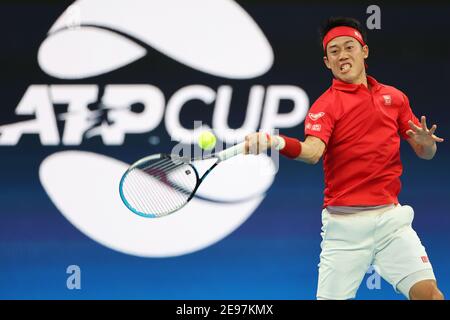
[338,52,349,61]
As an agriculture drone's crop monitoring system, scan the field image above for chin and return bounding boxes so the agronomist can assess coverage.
[334,71,359,84]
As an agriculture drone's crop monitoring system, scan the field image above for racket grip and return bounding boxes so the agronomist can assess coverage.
[217,142,246,161]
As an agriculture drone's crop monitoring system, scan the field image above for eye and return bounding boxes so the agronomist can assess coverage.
[346,46,354,50]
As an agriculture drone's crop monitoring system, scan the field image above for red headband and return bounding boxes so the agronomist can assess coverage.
[322,26,366,51]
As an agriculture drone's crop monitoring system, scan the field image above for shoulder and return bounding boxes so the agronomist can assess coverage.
[377,82,409,104]
[310,88,335,110]
[306,92,338,124]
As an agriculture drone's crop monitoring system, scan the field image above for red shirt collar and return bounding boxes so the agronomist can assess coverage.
[332,75,380,92]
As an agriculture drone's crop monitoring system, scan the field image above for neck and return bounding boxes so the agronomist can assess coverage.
[353,71,368,87]
[342,72,367,88]
[361,76,369,88]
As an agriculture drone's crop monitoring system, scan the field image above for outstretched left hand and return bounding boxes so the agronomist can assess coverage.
[407,116,444,147]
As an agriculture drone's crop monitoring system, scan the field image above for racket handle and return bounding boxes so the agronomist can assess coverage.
[217,142,246,161]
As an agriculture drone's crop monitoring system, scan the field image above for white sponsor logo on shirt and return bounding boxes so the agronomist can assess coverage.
[311,124,321,132]
[382,95,392,106]
[308,112,325,121]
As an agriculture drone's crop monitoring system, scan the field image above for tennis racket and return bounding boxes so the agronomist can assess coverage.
[119,142,246,218]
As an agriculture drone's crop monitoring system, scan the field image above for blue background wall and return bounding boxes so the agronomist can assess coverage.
[0,1,449,299]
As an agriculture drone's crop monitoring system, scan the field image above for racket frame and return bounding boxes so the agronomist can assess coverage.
[119,142,245,218]
[119,153,201,218]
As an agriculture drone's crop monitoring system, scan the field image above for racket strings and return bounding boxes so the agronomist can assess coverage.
[141,159,193,196]
[126,165,185,215]
[138,161,190,212]
[121,156,197,217]
[124,166,188,216]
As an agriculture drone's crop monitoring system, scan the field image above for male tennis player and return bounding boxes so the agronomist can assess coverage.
[245,17,444,300]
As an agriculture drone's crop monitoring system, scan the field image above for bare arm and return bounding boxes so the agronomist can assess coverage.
[294,135,326,164]
[406,116,444,160]
[244,133,326,165]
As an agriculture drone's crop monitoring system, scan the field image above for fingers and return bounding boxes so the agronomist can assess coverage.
[244,135,249,154]
[244,133,258,154]
[420,115,429,131]
[429,124,437,135]
[247,133,258,155]
[244,132,271,155]
[406,129,415,138]
[406,116,444,143]
[408,120,422,133]
[432,134,444,143]
[410,117,439,137]
[422,116,444,142]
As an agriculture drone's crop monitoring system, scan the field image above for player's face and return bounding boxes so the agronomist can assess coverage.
[323,36,369,84]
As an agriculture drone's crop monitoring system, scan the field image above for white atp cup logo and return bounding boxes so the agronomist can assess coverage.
[2,0,310,257]
[38,0,273,80]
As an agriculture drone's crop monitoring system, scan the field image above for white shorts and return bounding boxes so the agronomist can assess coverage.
[317,204,435,300]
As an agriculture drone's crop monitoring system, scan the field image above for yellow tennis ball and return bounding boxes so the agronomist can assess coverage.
[198,131,216,150]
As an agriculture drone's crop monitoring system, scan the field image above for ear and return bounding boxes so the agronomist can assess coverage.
[363,45,369,59]
[323,56,331,69]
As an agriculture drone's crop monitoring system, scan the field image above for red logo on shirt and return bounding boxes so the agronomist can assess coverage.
[421,256,429,263]
[309,112,325,121]
[382,95,392,106]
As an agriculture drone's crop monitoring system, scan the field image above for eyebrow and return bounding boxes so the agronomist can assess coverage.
[328,40,356,49]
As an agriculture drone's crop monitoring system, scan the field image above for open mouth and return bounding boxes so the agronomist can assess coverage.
[340,63,352,73]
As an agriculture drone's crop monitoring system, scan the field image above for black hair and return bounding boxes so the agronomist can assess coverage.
[319,17,368,52]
